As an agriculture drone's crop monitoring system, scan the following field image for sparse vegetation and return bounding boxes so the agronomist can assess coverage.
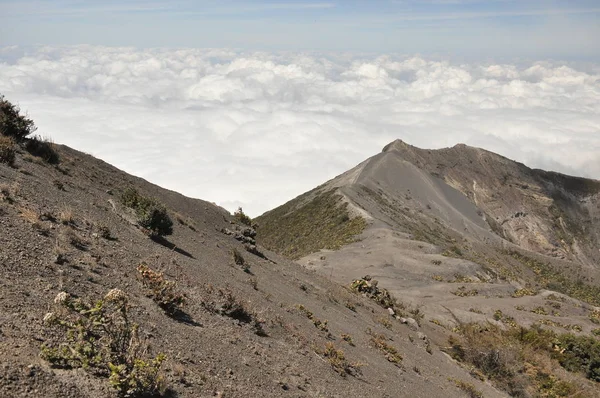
[297,304,330,334]
[449,378,483,398]
[378,317,393,329]
[137,263,185,316]
[507,250,600,307]
[0,135,16,165]
[341,333,355,346]
[232,248,250,272]
[58,208,74,225]
[448,273,476,283]
[121,188,173,237]
[442,245,463,258]
[62,229,88,250]
[41,290,167,397]
[256,190,366,259]
[96,223,112,239]
[203,287,266,336]
[451,286,479,297]
[318,342,361,377]
[512,288,537,298]
[447,322,600,396]
[368,330,403,365]
[233,207,253,226]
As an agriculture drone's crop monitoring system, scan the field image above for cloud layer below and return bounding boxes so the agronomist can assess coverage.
[1,46,599,216]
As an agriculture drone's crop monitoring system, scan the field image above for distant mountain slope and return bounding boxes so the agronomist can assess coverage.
[256,139,600,397]
[258,139,600,266]
[381,139,600,266]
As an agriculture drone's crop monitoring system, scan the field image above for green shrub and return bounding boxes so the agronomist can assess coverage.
[109,354,165,397]
[255,190,366,259]
[41,289,166,397]
[0,135,16,165]
[234,207,253,226]
[556,334,600,382]
[121,188,173,236]
[0,94,37,140]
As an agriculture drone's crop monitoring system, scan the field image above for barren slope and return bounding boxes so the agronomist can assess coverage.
[0,143,514,397]
[256,140,600,397]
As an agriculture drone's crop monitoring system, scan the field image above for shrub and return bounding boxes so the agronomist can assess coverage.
[217,288,266,336]
[0,94,37,140]
[369,331,403,365]
[448,323,600,396]
[121,188,173,236]
[234,207,253,227]
[556,334,600,382]
[25,135,59,164]
[0,135,16,165]
[449,378,483,398]
[319,342,361,377]
[41,290,166,397]
[442,245,463,258]
[137,263,185,316]
[341,333,355,346]
[232,248,250,272]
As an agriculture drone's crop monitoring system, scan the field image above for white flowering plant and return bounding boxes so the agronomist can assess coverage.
[41,289,166,397]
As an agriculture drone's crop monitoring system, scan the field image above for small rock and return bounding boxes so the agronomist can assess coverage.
[403,317,419,330]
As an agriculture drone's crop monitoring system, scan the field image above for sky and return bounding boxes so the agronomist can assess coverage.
[2,0,600,58]
[0,1,599,216]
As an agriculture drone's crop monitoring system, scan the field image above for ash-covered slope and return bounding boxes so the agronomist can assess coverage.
[256,139,600,397]
[382,139,600,266]
[0,141,511,397]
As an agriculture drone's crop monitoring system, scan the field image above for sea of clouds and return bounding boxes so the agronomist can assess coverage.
[0,45,599,216]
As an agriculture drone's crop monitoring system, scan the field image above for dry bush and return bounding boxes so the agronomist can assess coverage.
[25,135,59,164]
[19,206,39,224]
[0,135,16,165]
[137,263,185,316]
[203,287,266,336]
[61,229,88,250]
[447,323,525,395]
[368,330,403,365]
[318,342,361,377]
[449,378,483,398]
[232,248,250,272]
[58,207,74,225]
[446,323,598,397]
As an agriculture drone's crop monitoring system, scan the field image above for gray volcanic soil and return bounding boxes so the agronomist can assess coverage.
[0,144,509,397]
[299,142,600,336]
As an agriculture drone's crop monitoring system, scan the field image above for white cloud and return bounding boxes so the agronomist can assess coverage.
[0,46,599,216]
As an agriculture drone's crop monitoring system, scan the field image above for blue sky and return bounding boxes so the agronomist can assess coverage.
[1,0,599,59]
